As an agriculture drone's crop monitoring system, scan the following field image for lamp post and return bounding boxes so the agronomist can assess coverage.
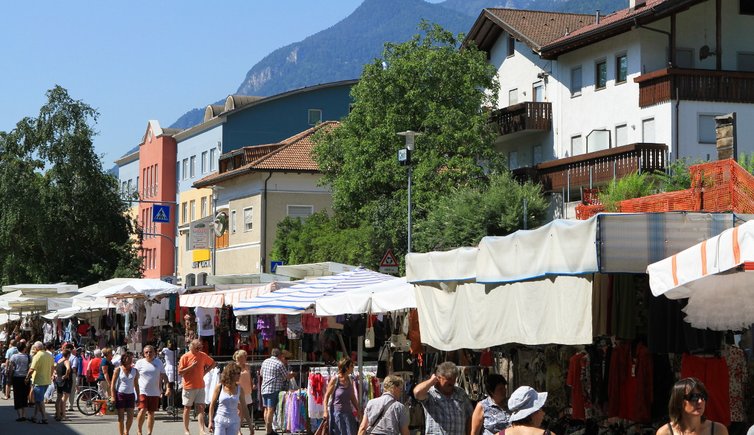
[397,130,421,253]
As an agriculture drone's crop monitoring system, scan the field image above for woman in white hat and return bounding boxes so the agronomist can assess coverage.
[504,386,555,435]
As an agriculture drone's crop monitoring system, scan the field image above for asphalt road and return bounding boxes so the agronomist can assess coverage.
[0,396,221,435]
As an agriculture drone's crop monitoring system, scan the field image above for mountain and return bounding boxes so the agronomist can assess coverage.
[170,0,627,130]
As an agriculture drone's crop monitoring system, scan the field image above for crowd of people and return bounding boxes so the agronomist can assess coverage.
[2,335,748,435]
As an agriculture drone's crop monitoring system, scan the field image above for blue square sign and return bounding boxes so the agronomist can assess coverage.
[152,205,171,223]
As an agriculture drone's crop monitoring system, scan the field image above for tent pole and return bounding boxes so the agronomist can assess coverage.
[357,336,364,410]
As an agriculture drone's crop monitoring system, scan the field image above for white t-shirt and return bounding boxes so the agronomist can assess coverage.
[134,357,166,397]
[195,307,215,337]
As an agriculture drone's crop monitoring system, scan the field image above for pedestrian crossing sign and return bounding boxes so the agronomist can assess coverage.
[153,205,170,223]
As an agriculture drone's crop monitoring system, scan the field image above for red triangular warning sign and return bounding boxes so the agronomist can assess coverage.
[380,249,398,267]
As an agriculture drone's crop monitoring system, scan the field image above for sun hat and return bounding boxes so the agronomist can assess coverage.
[508,386,548,422]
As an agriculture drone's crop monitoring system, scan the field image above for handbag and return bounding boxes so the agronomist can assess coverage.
[406,397,425,429]
[314,418,329,435]
[364,315,375,349]
[391,351,414,373]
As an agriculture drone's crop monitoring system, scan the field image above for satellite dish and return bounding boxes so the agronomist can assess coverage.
[699,45,716,61]
[213,211,228,237]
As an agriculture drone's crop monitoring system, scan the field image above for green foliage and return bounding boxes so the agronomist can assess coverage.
[599,171,656,212]
[0,86,142,286]
[414,172,548,251]
[738,152,754,175]
[654,158,694,192]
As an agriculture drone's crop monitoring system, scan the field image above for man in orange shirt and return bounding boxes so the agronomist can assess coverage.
[178,339,216,435]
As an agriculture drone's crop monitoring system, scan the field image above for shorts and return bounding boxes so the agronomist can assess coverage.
[262,392,279,408]
[182,388,205,407]
[138,394,160,412]
[56,381,72,395]
[33,385,48,403]
[115,392,136,409]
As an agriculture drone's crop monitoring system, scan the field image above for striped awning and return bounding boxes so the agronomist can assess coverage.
[180,282,295,308]
[234,268,399,315]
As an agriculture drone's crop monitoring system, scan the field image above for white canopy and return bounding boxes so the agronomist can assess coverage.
[647,219,754,330]
[315,278,416,315]
[95,278,184,299]
[234,268,399,315]
[406,247,477,283]
[2,283,78,294]
[180,282,295,308]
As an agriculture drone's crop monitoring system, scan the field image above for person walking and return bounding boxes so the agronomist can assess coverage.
[3,339,17,400]
[135,345,172,435]
[111,352,140,435]
[208,362,253,435]
[53,347,72,421]
[233,349,255,430]
[160,340,178,413]
[68,346,82,411]
[358,374,409,435]
[655,378,728,435]
[323,358,360,435]
[8,341,31,421]
[413,361,474,435]
[26,341,54,424]
[99,347,115,400]
[260,348,294,435]
[178,338,216,435]
[505,386,554,435]
[471,374,511,435]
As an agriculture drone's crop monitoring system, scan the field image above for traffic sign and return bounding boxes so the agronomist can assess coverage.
[153,205,170,223]
[271,260,284,274]
[379,249,399,274]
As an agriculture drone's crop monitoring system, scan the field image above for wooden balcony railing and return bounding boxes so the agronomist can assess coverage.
[635,68,754,107]
[513,143,668,192]
[489,101,552,136]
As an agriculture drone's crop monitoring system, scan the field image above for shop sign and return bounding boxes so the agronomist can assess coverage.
[190,216,213,249]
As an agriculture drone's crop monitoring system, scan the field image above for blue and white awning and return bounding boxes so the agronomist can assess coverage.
[234,268,399,315]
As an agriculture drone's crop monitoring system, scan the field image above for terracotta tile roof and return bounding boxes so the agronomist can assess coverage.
[541,0,706,58]
[193,121,339,188]
[486,8,594,50]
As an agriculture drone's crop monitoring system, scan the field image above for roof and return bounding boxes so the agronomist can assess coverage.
[541,0,706,58]
[465,8,594,52]
[193,121,339,187]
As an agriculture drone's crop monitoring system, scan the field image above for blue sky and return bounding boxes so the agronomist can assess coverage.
[0,0,407,167]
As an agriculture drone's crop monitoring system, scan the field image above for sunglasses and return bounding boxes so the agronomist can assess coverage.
[685,392,708,402]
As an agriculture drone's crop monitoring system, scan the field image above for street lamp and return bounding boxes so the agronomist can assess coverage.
[397,130,421,253]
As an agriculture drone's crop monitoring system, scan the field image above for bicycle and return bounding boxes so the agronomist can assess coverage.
[75,386,107,416]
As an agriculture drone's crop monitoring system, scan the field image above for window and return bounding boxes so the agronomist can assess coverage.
[737,52,754,72]
[508,89,518,106]
[676,48,694,68]
[287,205,314,221]
[230,210,237,234]
[243,207,253,232]
[190,200,196,222]
[507,34,515,57]
[532,145,543,165]
[201,197,208,218]
[201,151,208,174]
[742,0,754,15]
[642,118,656,143]
[209,149,216,171]
[698,114,721,144]
[595,59,607,90]
[571,135,585,156]
[308,109,322,125]
[184,232,190,251]
[182,159,188,180]
[615,54,627,83]
[190,156,196,178]
[182,202,188,224]
[532,82,544,102]
[570,66,583,96]
[508,151,519,169]
[615,124,628,147]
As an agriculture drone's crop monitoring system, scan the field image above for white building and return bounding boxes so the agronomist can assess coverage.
[466,0,754,201]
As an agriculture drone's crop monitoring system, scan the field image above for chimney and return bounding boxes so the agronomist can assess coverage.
[596,10,601,24]
[715,113,737,161]
[630,0,647,9]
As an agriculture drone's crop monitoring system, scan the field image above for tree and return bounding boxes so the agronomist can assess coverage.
[0,86,142,286]
[312,21,504,256]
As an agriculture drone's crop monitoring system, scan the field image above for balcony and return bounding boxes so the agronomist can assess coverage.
[635,68,754,108]
[490,101,552,136]
[513,143,668,192]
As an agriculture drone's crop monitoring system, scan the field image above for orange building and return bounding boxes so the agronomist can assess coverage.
[138,121,180,281]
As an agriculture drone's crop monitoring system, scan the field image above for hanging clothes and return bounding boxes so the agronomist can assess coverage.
[195,307,216,337]
[608,341,653,423]
[567,350,591,421]
[680,354,730,427]
[721,344,747,423]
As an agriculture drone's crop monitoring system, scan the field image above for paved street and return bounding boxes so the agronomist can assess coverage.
[0,397,212,435]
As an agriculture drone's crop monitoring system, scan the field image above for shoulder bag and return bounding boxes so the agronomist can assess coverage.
[362,397,395,435]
